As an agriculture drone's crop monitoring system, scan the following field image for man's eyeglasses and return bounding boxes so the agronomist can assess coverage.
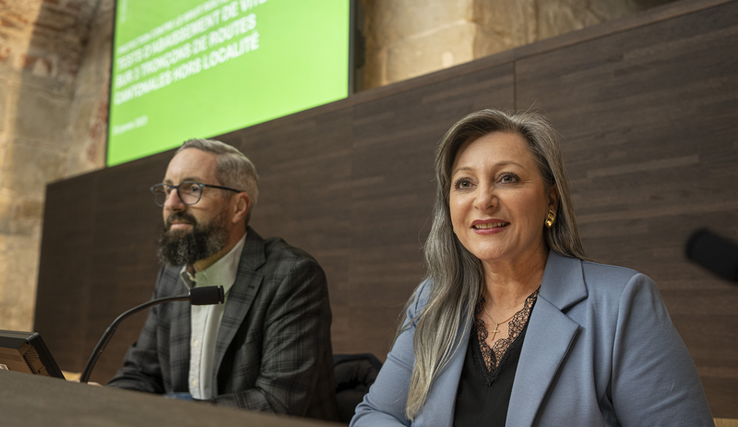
[150,181,243,207]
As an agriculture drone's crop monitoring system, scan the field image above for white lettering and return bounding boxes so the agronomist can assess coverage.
[239,0,268,13]
[115,68,137,88]
[193,35,208,54]
[111,115,149,136]
[117,0,232,56]
[221,1,239,21]
[202,32,259,70]
[114,71,172,105]
[139,43,192,77]
[150,10,221,56]
[173,57,203,81]
[207,14,256,48]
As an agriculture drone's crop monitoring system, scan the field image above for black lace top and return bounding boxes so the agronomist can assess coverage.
[453,288,539,427]
[476,288,539,378]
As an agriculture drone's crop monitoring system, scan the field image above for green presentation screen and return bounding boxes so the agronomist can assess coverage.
[108,0,350,166]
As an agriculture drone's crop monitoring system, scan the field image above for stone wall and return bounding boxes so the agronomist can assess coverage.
[0,0,112,331]
[0,0,675,331]
[360,0,675,89]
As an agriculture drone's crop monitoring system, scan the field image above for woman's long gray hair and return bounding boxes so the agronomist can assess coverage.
[402,109,587,419]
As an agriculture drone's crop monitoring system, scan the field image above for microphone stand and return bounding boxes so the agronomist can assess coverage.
[80,286,224,383]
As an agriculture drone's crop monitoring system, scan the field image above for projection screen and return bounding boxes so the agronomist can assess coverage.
[107,0,350,166]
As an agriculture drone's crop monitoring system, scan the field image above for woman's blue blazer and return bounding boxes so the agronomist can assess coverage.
[352,251,714,426]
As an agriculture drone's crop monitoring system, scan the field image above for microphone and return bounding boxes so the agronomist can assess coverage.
[79,286,224,383]
[189,286,225,305]
[686,228,738,283]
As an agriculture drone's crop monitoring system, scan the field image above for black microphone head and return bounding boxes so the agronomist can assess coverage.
[686,228,738,282]
[189,286,225,305]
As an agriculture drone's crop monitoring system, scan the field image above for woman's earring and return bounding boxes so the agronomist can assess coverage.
[544,210,556,228]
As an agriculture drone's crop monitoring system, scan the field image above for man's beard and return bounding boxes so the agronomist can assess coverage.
[157,210,230,267]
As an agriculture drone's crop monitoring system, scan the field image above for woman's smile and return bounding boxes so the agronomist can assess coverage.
[471,219,510,234]
[450,131,557,267]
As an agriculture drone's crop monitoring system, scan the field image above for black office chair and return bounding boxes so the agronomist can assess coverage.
[333,353,383,424]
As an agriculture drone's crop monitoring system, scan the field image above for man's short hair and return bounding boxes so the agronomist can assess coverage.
[178,139,260,225]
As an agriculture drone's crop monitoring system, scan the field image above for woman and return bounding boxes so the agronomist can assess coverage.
[351,110,713,426]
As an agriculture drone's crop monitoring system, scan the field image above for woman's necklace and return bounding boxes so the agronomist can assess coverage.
[482,306,517,341]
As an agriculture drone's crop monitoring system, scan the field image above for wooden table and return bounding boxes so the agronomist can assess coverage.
[0,370,343,427]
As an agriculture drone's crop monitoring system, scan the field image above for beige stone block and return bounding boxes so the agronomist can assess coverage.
[75,10,113,91]
[0,234,39,331]
[97,0,116,16]
[35,3,88,35]
[14,88,71,142]
[473,0,537,58]
[3,140,66,198]
[365,0,475,48]
[17,198,44,220]
[0,138,7,189]
[363,46,388,89]
[0,81,6,134]
[536,0,649,41]
[386,21,477,84]
[59,1,111,177]
[0,217,38,237]
[589,0,640,21]
[537,0,596,40]
[0,192,18,220]
[14,67,75,97]
[65,91,108,176]
[65,138,106,177]
[68,96,94,141]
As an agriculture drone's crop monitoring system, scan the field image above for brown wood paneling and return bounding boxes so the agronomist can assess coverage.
[34,0,738,416]
[227,108,356,353]
[84,155,171,383]
[515,0,738,417]
[36,174,98,372]
[36,152,173,383]
[221,64,515,357]
[344,64,515,355]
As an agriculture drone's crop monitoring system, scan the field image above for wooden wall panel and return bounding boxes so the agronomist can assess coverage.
[219,64,516,356]
[83,157,169,382]
[515,1,738,416]
[34,0,738,416]
[343,64,515,354]
[36,153,172,383]
[36,174,98,372]
[223,108,356,353]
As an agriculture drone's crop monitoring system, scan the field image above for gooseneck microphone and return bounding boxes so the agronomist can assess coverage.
[686,228,738,283]
[79,286,225,383]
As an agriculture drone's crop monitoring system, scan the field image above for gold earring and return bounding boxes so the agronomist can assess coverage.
[544,210,556,228]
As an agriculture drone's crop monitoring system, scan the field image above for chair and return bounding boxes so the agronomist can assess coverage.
[333,353,383,424]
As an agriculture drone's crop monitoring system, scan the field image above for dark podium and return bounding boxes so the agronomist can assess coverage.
[0,370,341,427]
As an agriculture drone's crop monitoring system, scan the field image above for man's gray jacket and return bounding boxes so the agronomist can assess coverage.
[108,227,339,421]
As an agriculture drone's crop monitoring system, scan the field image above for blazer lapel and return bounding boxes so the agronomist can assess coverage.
[167,273,192,391]
[212,228,267,382]
[414,318,472,427]
[506,251,587,426]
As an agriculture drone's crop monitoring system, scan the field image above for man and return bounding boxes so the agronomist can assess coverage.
[107,139,338,421]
